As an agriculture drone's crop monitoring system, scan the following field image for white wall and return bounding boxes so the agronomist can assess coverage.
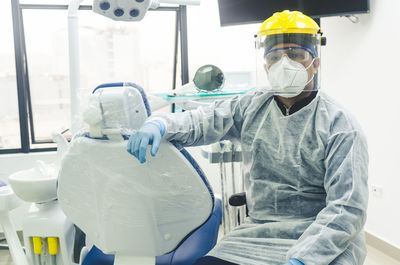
[321,0,400,248]
[186,1,258,77]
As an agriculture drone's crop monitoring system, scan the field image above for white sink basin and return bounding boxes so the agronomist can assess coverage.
[8,161,59,203]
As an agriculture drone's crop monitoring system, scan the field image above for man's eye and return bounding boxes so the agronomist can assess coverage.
[289,53,304,60]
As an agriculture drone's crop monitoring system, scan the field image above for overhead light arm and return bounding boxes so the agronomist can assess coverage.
[92,0,200,22]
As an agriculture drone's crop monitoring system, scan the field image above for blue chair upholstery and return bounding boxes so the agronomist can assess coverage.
[82,199,222,265]
[80,83,222,265]
[155,199,222,265]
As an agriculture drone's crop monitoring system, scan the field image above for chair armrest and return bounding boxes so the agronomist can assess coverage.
[228,192,246,207]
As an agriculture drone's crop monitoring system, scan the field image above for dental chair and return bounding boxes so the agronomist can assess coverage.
[57,82,222,265]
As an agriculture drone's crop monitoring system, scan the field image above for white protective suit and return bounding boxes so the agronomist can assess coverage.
[152,89,369,265]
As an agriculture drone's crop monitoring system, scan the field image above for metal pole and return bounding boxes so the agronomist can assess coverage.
[19,4,92,10]
[18,12,36,145]
[239,159,245,224]
[68,0,84,134]
[220,161,230,235]
[11,0,30,152]
[179,5,189,85]
[171,10,179,113]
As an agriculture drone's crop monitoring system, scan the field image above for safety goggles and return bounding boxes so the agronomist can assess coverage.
[265,46,314,66]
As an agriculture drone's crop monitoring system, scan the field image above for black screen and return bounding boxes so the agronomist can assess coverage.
[217,0,370,26]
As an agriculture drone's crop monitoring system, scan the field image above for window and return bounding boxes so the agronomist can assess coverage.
[0,0,21,151]
[23,9,71,143]
[23,7,176,144]
[3,0,187,153]
[77,9,176,94]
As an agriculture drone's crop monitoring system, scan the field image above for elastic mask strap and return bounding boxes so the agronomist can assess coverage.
[305,57,316,71]
[304,58,316,86]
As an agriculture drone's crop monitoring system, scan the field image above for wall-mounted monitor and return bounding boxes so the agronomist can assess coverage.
[217,0,370,26]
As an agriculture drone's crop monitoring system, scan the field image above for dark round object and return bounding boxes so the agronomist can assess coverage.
[130,9,140,17]
[99,1,110,10]
[193,64,225,92]
[114,8,124,17]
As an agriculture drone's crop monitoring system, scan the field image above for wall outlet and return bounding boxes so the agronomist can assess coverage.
[371,185,383,198]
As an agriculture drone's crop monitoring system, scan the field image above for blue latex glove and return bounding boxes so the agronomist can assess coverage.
[126,120,165,163]
[284,258,305,265]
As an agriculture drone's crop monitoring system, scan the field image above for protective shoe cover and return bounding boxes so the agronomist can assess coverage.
[151,89,368,265]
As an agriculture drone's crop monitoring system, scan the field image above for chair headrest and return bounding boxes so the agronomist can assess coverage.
[84,83,150,138]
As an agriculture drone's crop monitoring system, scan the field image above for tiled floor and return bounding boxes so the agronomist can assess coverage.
[0,249,13,265]
[1,244,400,265]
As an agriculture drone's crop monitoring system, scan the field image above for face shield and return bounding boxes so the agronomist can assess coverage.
[255,31,322,97]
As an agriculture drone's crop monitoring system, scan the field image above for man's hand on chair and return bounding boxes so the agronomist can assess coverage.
[284,258,305,265]
[127,120,165,163]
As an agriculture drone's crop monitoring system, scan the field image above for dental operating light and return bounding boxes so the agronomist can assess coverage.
[92,0,201,21]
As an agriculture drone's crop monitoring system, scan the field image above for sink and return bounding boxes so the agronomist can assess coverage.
[8,161,59,203]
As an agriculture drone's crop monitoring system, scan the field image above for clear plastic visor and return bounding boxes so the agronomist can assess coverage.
[255,33,321,96]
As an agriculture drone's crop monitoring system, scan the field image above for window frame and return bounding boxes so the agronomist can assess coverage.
[3,0,189,154]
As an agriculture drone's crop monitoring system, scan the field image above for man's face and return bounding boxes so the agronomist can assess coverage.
[264,43,320,91]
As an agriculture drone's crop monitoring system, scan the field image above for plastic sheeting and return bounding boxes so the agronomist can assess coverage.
[58,136,213,257]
